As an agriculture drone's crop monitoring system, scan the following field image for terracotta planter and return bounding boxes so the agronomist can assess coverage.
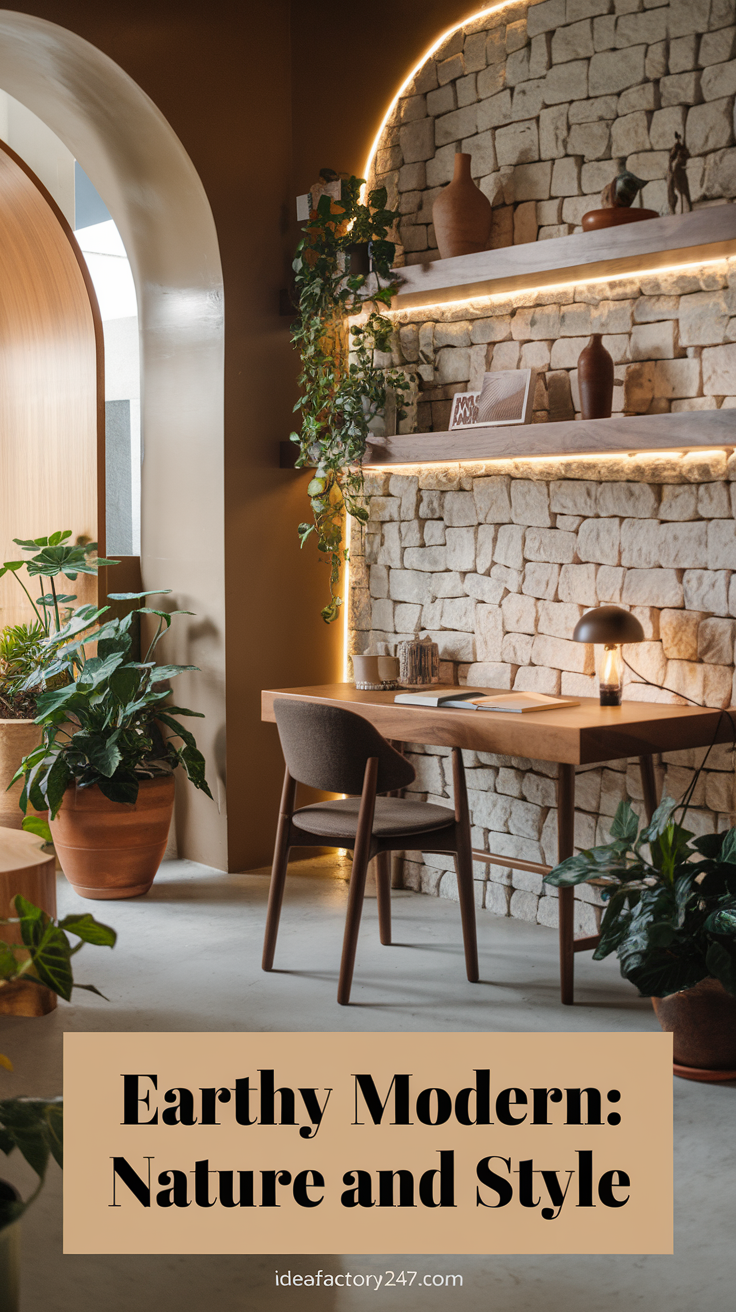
[49,775,175,899]
[0,1180,21,1312]
[581,207,659,231]
[578,333,614,419]
[432,152,492,259]
[0,719,43,830]
[652,977,736,1081]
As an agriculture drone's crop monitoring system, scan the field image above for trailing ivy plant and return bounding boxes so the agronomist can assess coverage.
[291,171,410,623]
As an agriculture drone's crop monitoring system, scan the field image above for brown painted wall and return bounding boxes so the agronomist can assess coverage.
[0,0,475,870]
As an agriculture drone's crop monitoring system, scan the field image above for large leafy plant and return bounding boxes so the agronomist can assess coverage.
[291,171,410,623]
[12,590,212,816]
[0,531,116,717]
[0,894,116,1232]
[545,796,736,998]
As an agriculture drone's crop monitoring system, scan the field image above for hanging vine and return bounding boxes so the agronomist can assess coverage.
[290,171,409,623]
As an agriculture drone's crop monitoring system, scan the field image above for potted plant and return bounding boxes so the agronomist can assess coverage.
[0,532,116,830]
[0,894,115,1312]
[291,171,410,623]
[12,590,212,899]
[545,795,736,1079]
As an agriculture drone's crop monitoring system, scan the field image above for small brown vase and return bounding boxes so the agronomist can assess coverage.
[49,775,175,899]
[652,977,736,1080]
[577,333,614,419]
[432,152,492,259]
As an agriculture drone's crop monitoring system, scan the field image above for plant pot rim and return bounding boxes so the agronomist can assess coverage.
[58,773,176,807]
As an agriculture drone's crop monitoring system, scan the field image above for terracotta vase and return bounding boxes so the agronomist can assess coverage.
[432,152,492,259]
[581,207,659,231]
[0,1181,21,1312]
[652,977,736,1081]
[49,774,175,899]
[577,333,614,419]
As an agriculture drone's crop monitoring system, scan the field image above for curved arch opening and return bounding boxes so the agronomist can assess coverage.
[0,9,226,866]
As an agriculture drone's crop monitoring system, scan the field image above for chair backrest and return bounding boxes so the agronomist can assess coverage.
[274,699,415,796]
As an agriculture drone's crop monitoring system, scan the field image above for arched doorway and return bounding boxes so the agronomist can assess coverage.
[0,9,226,867]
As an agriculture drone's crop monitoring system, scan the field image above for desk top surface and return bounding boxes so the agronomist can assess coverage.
[261,684,736,765]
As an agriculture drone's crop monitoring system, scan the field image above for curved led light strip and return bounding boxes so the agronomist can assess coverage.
[362,1,521,188]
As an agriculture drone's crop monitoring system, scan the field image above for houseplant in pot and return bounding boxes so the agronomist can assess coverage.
[12,590,213,899]
[545,795,736,1080]
[0,893,115,1312]
[291,171,410,623]
[0,532,116,830]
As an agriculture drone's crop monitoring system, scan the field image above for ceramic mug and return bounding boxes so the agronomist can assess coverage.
[377,656,400,683]
[352,654,383,689]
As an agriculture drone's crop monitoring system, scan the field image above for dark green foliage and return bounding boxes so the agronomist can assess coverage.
[545,796,736,998]
[12,592,213,815]
[0,894,116,1233]
[291,173,410,623]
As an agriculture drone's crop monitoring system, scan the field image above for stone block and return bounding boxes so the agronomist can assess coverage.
[537,599,584,638]
[618,84,660,116]
[552,18,595,62]
[540,104,570,157]
[431,571,468,599]
[443,490,477,526]
[403,546,448,571]
[566,121,612,158]
[611,110,653,156]
[442,596,477,631]
[623,360,655,411]
[687,97,735,154]
[708,519,736,569]
[659,484,698,520]
[684,569,731,613]
[622,569,685,606]
[570,94,620,123]
[435,104,479,148]
[619,517,661,568]
[436,347,471,384]
[551,155,583,196]
[502,630,534,664]
[597,481,658,516]
[521,340,553,370]
[528,0,568,36]
[510,480,552,527]
[502,591,539,632]
[699,26,736,63]
[661,71,704,107]
[653,358,702,398]
[544,59,590,105]
[517,562,558,600]
[702,57,736,98]
[670,0,712,38]
[523,527,577,563]
[699,616,736,662]
[530,31,553,78]
[558,562,598,604]
[495,523,527,571]
[701,146,736,196]
[478,91,513,135]
[698,482,731,517]
[424,629,476,662]
[445,527,477,571]
[464,572,506,605]
[666,659,706,703]
[577,516,621,565]
[475,606,504,662]
[495,119,540,167]
[466,661,515,689]
[630,320,681,359]
[703,343,736,392]
[596,564,625,601]
[624,639,667,687]
[457,74,479,108]
[371,597,395,632]
[646,40,669,79]
[514,199,539,244]
[531,632,595,672]
[589,44,646,94]
[438,53,465,86]
[399,118,436,164]
[515,664,562,694]
[477,524,499,574]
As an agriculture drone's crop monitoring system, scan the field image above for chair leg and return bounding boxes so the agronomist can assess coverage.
[376,850,392,946]
[451,747,479,983]
[262,768,296,972]
[337,757,379,1005]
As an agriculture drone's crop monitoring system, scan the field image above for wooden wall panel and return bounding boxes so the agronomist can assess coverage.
[0,139,102,631]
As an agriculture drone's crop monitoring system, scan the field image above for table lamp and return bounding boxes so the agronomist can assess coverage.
[572,606,645,706]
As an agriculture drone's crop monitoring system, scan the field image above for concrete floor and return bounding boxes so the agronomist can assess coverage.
[1,854,734,1312]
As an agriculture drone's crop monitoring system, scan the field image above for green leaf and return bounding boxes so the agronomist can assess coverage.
[609,799,640,846]
[719,828,736,865]
[150,664,199,682]
[107,590,172,600]
[96,774,139,806]
[21,815,53,844]
[108,665,141,705]
[706,941,736,994]
[57,913,116,947]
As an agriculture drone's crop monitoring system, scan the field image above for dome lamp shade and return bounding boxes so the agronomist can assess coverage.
[572,606,645,707]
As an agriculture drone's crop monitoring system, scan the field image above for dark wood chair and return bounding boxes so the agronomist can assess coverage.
[262,699,479,1005]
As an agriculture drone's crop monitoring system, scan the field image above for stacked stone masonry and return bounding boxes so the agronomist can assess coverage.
[378,258,736,433]
[349,444,736,931]
[368,0,736,264]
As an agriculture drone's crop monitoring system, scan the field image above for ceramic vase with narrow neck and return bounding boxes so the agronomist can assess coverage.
[577,333,614,419]
[432,152,492,259]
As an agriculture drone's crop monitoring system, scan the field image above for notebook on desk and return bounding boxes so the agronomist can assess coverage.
[394,689,579,713]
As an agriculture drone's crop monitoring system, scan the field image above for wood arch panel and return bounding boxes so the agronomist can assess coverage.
[0,137,103,630]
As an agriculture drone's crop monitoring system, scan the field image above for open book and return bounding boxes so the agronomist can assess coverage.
[394,689,579,713]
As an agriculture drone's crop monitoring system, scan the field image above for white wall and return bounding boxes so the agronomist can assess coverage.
[0,88,74,223]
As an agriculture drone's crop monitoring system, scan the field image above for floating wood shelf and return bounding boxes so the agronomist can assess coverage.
[362,408,736,467]
[389,206,736,311]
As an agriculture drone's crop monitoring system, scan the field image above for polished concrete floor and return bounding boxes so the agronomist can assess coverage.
[1,854,734,1311]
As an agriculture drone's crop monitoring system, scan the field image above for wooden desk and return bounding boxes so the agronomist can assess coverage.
[262,684,734,1003]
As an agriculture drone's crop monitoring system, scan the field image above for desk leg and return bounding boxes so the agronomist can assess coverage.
[557,763,576,1006]
[639,755,659,824]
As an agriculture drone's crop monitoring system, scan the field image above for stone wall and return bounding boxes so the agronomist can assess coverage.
[378,257,736,433]
[349,441,736,931]
[367,0,736,262]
